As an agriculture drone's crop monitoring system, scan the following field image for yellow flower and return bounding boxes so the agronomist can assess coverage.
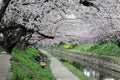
[63,43,72,49]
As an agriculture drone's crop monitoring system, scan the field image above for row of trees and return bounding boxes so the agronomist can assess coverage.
[0,0,55,53]
[0,0,77,53]
[0,0,120,53]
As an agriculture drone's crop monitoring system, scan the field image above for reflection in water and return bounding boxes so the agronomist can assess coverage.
[83,67,100,80]
[104,78,115,80]
[82,66,115,80]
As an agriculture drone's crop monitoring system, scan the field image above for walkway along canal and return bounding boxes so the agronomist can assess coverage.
[48,50,120,80]
[39,49,80,80]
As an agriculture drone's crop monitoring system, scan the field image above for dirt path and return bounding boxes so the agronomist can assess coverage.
[39,49,80,80]
[0,53,12,80]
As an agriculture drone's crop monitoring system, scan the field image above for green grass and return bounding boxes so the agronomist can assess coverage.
[10,46,55,80]
[58,43,120,56]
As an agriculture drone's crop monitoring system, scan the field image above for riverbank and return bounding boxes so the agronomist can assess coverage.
[57,43,120,56]
[48,50,120,79]
[9,47,55,80]
[53,42,120,66]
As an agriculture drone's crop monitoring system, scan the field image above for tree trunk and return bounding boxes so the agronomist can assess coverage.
[0,0,11,21]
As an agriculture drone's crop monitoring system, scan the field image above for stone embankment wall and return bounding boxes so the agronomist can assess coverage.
[49,50,120,78]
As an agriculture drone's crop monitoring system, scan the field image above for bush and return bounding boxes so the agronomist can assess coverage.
[63,43,72,49]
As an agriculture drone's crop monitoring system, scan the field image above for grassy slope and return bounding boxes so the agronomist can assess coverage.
[10,46,55,80]
[59,43,120,56]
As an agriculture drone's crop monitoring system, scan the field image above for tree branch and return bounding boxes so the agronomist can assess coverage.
[0,24,34,33]
[0,0,11,21]
[0,25,54,40]
[35,31,54,39]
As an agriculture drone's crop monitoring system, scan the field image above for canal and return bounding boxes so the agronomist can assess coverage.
[48,50,120,80]
[72,62,119,80]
